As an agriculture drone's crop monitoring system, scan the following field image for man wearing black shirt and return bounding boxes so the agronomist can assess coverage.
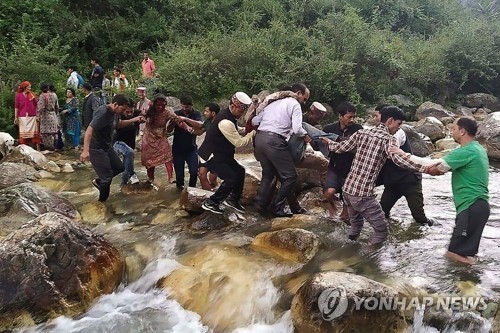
[167,95,202,190]
[113,99,144,185]
[323,102,363,219]
[80,95,139,201]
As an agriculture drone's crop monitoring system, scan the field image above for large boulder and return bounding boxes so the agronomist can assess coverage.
[414,117,446,142]
[464,93,500,111]
[3,144,47,169]
[0,212,124,330]
[0,183,79,237]
[401,125,433,157]
[435,138,459,151]
[291,271,406,333]
[456,106,490,121]
[477,112,500,161]
[415,102,455,121]
[179,187,212,213]
[252,228,319,263]
[0,162,37,190]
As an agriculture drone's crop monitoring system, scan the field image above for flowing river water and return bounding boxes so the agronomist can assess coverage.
[12,152,500,333]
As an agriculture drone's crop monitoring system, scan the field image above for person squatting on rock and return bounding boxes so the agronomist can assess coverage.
[390,117,489,265]
[321,106,430,245]
[323,101,364,220]
[251,83,311,218]
[374,104,435,226]
[168,95,202,190]
[141,93,175,185]
[113,98,143,185]
[198,92,255,214]
[80,94,137,202]
[177,102,221,191]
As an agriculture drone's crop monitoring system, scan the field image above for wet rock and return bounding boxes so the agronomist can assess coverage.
[44,161,60,173]
[435,138,459,151]
[159,244,285,332]
[401,125,433,157]
[477,112,500,161]
[416,102,455,121]
[238,158,261,204]
[297,187,329,215]
[433,311,491,332]
[151,209,177,225]
[0,162,36,189]
[61,163,74,173]
[414,117,446,142]
[34,170,55,179]
[464,93,500,111]
[179,187,211,213]
[3,144,47,169]
[121,181,155,195]
[78,202,109,225]
[291,271,406,333]
[0,183,79,237]
[0,212,124,330]
[252,228,319,263]
[482,302,498,319]
[188,211,231,231]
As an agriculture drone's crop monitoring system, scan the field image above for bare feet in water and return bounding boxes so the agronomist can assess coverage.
[446,251,476,265]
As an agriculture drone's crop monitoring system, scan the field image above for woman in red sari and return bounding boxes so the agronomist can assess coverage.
[141,94,175,184]
[14,81,40,151]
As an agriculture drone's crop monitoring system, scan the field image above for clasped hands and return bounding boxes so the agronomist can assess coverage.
[388,145,444,176]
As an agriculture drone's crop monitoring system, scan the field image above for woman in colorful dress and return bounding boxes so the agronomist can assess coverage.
[37,82,59,150]
[60,87,81,149]
[14,81,40,150]
[141,93,175,184]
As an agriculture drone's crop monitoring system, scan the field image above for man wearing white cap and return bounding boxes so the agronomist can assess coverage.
[198,92,256,214]
[135,87,151,150]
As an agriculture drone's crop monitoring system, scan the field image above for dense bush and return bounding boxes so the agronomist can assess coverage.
[0,0,499,135]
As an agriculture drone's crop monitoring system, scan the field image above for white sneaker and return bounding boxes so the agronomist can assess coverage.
[129,174,139,184]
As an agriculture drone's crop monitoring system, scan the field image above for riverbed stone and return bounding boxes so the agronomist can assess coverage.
[78,202,110,225]
[0,212,124,331]
[3,144,47,169]
[401,125,433,156]
[121,181,155,195]
[61,163,74,173]
[0,162,37,189]
[252,228,319,263]
[464,93,500,111]
[477,112,500,161]
[416,102,455,121]
[44,161,60,173]
[291,271,406,333]
[0,183,79,237]
[414,117,446,142]
[179,187,211,213]
[435,138,459,151]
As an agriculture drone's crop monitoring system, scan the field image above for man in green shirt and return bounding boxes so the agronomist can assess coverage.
[391,117,489,264]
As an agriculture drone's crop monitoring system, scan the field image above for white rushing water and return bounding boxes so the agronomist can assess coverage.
[17,237,295,333]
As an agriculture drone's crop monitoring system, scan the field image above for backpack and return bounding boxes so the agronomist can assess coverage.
[76,73,85,88]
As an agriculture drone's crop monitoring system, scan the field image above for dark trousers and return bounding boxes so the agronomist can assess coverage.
[206,156,245,205]
[380,181,427,224]
[449,199,490,256]
[254,131,297,213]
[173,150,199,187]
[89,148,124,201]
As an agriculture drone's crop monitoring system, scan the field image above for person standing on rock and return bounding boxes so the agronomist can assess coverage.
[323,101,363,219]
[391,117,489,264]
[375,105,435,227]
[252,83,311,218]
[321,106,429,245]
[14,81,41,151]
[198,92,255,214]
[80,94,139,202]
[82,83,103,130]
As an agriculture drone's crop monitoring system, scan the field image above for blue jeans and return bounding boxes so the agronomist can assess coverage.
[173,150,199,187]
[113,141,135,184]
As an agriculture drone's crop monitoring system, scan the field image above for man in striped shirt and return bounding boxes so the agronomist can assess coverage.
[321,106,428,245]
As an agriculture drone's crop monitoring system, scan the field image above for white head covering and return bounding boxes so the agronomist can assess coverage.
[233,91,252,105]
[312,101,327,112]
[137,87,146,91]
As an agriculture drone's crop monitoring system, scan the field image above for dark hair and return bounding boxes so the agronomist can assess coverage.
[66,87,76,96]
[82,82,93,91]
[380,106,406,122]
[146,95,167,118]
[114,67,122,74]
[40,82,50,93]
[127,98,135,108]
[338,101,356,116]
[180,95,193,106]
[457,117,478,136]
[49,83,56,92]
[91,56,100,64]
[205,102,220,114]
[68,65,77,72]
[111,94,128,105]
[283,83,308,95]
[375,104,389,112]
